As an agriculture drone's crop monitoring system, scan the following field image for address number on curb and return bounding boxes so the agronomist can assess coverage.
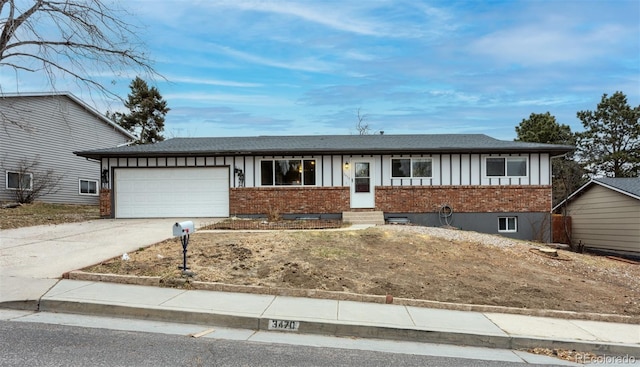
[268,319,299,331]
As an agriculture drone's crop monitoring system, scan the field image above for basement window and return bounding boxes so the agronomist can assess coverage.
[261,159,316,186]
[498,217,518,232]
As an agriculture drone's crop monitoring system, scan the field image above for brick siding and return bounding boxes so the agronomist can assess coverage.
[99,189,111,217]
[101,185,550,217]
[230,187,350,216]
[230,185,552,215]
[376,185,551,213]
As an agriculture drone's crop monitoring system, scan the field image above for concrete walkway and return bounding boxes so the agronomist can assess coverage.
[1,220,638,358]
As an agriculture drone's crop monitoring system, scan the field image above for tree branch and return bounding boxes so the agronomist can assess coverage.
[0,0,160,96]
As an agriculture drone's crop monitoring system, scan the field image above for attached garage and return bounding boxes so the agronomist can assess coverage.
[114,167,229,218]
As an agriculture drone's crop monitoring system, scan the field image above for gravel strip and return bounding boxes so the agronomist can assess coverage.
[380,224,527,248]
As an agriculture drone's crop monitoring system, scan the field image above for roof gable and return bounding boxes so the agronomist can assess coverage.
[553,177,640,211]
[0,92,136,140]
[592,177,640,199]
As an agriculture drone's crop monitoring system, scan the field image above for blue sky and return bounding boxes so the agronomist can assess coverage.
[10,0,640,140]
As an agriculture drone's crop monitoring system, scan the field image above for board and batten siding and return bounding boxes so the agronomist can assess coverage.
[0,95,132,204]
[567,185,640,253]
[101,152,551,189]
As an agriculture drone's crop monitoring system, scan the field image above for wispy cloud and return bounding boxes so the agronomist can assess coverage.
[167,105,299,136]
[229,1,383,36]
[468,6,631,66]
[165,92,295,107]
[200,1,458,39]
[209,43,336,73]
[165,76,262,88]
[471,26,624,65]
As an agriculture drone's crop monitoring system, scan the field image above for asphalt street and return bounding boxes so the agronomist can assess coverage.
[0,320,565,367]
[0,309,581,366]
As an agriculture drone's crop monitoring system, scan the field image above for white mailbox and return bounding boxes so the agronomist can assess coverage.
[173,221,195,237]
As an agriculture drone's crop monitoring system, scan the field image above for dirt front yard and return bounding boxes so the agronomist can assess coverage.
[83,225,640,318]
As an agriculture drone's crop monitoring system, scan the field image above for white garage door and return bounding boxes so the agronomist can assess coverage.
[115,168,229,218]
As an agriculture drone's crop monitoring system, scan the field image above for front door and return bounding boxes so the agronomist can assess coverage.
[350,158,375,208]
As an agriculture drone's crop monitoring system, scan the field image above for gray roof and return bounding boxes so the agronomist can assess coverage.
[74,134,574,159]
[593,177,640,199]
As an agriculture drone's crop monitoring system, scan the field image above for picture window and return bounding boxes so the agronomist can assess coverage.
[260,159,316,186]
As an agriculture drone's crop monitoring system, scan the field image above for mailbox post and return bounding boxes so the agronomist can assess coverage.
[173,221,195,273]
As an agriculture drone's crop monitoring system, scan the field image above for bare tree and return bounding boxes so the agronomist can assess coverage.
[0,1,159,127]
[6,157,62,203]
[355,108,372,135]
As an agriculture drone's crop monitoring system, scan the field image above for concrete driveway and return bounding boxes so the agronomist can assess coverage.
[0,218,218,309]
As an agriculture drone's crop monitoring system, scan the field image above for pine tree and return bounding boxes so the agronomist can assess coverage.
[114,77,170,145]
[576,92,640,177]
[515,112,573,145]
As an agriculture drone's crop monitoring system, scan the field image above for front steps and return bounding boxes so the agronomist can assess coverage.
[342,211,385,225]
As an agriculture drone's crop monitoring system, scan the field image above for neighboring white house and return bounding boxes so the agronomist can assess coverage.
[554,177,640,256]
[0,92,135,205]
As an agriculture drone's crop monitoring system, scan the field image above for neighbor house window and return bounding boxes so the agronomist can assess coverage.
[79,179,98,195]
[498,217,517,232]
[261,159,316,186]
[391,158,432,178]
[486,157,527,177]
[6,171,32,190]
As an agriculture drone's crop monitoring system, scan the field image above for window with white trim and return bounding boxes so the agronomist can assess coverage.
[391,158,432,178]
[498,217,517,232]
[79,179,98,195]
[260,159,316,186]
[486,157,527,177]
[6,171,32,190]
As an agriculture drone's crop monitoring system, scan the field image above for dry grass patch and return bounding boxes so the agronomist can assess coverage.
[0,202,99,229]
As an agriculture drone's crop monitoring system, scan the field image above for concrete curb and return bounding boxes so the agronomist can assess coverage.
[67,270,640,324]
[38,296,640,357]
[0,300,40,311]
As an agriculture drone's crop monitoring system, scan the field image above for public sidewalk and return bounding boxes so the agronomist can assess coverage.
[39,279,640,358]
